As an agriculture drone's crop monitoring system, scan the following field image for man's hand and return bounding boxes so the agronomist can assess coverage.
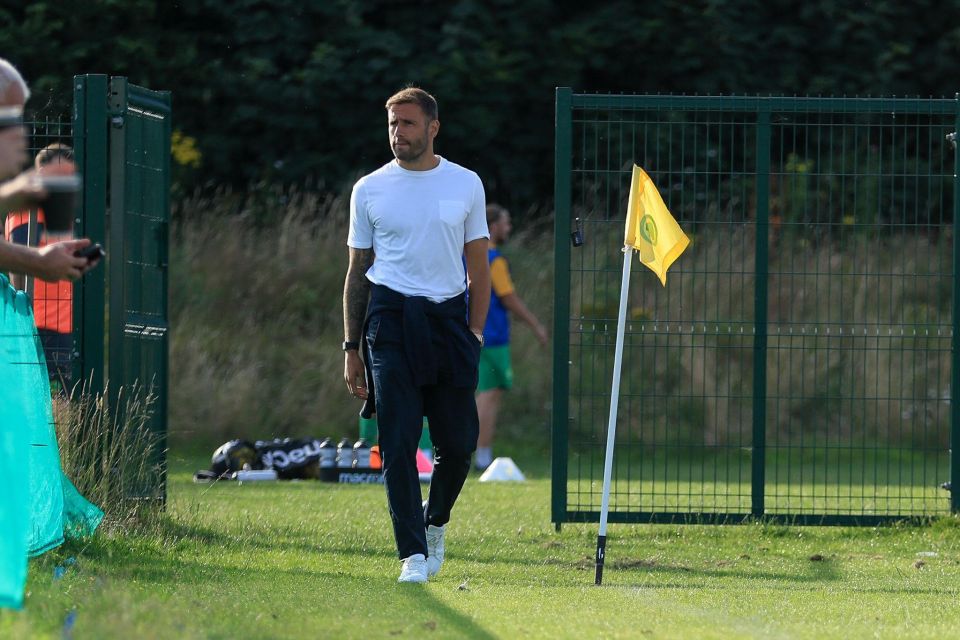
[35,238,97,282]
[344,350,368,399]
[0,170,44,213]
[500,291,548,348]
[464,237,491,335]
[532,322,548,347]
[343,246,373,398]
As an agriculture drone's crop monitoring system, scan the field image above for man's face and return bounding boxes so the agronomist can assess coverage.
[388,103,436,163]
[37,158,76,176]
[490,212,512,244]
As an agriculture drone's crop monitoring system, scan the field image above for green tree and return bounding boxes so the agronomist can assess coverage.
[2,0,959,212]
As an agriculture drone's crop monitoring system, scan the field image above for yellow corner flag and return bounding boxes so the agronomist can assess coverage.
[624,165,690,286]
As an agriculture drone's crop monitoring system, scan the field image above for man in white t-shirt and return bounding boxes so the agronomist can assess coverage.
[342,87,490,583]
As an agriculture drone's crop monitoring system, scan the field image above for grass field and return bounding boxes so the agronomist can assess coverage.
[4,451,960,639]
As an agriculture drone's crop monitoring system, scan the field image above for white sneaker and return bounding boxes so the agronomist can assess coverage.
[398,553,428,583]
[426,525,446,577]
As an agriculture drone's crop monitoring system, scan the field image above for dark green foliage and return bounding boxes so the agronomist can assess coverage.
[2,0,959,209]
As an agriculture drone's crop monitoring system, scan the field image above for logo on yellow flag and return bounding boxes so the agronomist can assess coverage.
[624,165,690,286]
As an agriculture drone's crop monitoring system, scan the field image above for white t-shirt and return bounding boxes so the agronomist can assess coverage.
[348,157,488,302]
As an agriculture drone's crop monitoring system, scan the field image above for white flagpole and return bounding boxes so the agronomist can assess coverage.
[595,245,633,585]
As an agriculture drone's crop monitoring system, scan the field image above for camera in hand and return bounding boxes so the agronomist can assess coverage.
[39,174,82,233]
[75,243,105,261]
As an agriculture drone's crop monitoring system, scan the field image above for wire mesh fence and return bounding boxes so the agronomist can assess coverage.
[553,92,958,525]
[3,111,76,395]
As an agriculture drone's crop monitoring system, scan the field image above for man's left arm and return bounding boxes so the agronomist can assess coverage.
[464,237,490,340]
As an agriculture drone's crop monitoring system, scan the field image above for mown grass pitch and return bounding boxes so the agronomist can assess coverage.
[4,451,960,639]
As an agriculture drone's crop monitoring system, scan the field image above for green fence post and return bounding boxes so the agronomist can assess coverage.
[107,77,127,395]
[752,104,771,518]
[951,93,960,513]
[72,74,108,395]
[552,87,573,529]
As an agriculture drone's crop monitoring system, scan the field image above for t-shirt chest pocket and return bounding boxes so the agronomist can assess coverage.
[438,200,466,226]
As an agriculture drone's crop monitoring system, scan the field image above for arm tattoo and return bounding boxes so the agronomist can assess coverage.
[343,248,374,342]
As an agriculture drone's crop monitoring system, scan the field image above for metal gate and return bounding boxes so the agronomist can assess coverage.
[73,75,171,502]
[553,89,959,526]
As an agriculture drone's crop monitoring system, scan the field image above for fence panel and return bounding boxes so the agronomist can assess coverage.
[71,75,171,502]
[553,91,958,525]
[106,77,171,502]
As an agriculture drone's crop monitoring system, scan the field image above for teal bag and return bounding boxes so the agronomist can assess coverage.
[0,278,33,608]
[0,275,103,609]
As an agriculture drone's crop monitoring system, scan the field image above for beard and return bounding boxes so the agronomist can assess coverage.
[391,123,431,163]
[392,138,427,162]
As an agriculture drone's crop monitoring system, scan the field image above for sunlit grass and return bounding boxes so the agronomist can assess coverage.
[4,451,960,639]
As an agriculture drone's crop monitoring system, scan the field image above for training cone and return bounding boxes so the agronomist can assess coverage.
[478,457,526,482]
[416,448,433,483]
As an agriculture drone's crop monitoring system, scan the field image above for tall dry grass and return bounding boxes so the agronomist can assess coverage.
[169,187,949,454]
[53,379,164,529]
[169,189,555,450]
[169,187,348,446]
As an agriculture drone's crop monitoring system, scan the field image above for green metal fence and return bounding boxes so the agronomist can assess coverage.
[553,89,959,526]
[73,75,171,502]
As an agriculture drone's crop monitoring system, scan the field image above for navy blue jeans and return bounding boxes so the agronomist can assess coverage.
[366,308,480,560]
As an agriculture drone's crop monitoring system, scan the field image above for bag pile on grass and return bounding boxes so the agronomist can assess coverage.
[194,438,326,481]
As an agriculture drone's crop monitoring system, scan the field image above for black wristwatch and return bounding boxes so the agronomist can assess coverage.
[342,341,359,352]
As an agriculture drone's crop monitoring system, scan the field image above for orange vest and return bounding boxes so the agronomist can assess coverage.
[4,210,73,333]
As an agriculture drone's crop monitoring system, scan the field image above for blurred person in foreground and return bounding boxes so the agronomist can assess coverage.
[0,56,101,611]
[474,204,548,472]
[343,87,489,583]
[6,143,80,393]
[0,58,96,281]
